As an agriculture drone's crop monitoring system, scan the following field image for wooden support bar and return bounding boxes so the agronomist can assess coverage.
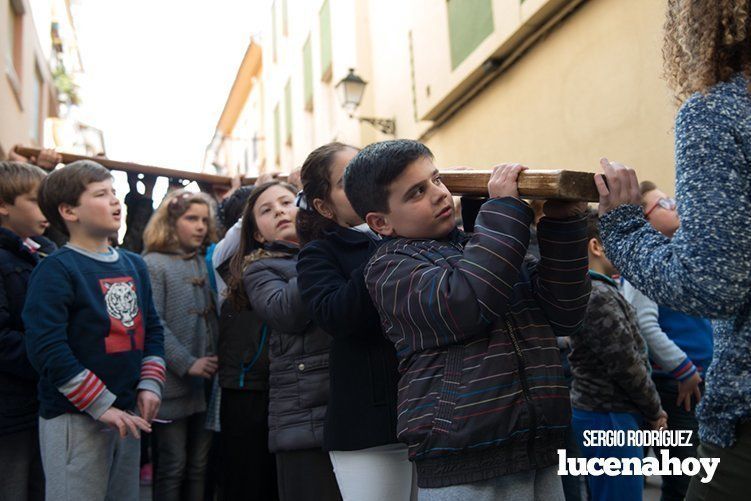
[13,146,599,201]
[441,169,599,201]
[12,146,270,186]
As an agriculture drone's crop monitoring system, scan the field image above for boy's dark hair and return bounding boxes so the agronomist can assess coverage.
[639,180,658,208]
[219,186,253,230]
[0,161,47,204]
[38,160,112,236]
[297,142,357,245]
[639,180,658,196]
[343,139,433,219]
[586,208,601,242]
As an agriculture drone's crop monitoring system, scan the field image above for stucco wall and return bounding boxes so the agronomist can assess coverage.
[422,0,678,194]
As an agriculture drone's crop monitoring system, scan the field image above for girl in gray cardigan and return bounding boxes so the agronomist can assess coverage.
[143,190,219,501]
[226,182,341,501]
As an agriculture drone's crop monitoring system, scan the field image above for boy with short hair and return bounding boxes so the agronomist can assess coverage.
[345,140,591,499]
[568,209,666,501]
[0,161,56,501]
[22,160,166,501]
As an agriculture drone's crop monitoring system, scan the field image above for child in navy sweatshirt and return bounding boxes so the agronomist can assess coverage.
[23,161,166,501]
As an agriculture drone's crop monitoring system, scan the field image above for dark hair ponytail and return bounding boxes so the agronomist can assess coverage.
[296,142,358,246]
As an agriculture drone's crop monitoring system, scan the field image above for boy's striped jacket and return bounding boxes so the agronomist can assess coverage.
[364,197,590,488]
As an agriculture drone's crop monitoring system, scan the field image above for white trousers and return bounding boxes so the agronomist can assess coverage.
[329,443,417,501]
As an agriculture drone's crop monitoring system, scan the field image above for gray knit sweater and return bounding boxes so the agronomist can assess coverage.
[143,251,218,420]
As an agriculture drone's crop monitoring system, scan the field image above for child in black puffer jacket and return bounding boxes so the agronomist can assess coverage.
[226,181,341,501]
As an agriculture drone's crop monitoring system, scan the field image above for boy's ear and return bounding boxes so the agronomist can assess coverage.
[0,199,10,217]
[365,212,394,237]
[587,237,603,258]
[59,203,79,224]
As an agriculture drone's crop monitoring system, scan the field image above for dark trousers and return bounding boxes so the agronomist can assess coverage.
[653,377,701,501]
[560,425,585,501]
[686,422,751,501]
[152,412,213,501]
[218,388,278,501]
[276,448,341,501]
[0,427,44,501]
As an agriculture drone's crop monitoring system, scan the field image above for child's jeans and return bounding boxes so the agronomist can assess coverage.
[152,411,212,501]
[417,465,564,501]
[39,413,140,501]
[571,408,643,501]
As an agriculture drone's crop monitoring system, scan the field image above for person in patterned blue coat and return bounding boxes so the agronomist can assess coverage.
[594,1,751,499]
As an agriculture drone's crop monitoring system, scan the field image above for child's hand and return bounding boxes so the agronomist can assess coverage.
[188,356,218,379]
[542,200,588,219]
[34,148,62,169]
[99,407,151,438]
[487,163,528,199]
[677,372,703,412]
[137,390,161,423]
[649,409,669,431]
[257,172,280,184]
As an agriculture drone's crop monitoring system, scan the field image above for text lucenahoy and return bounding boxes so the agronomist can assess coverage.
[557,430,720,484]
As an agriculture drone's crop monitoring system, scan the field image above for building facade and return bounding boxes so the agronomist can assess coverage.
[213,0,677,192]
[0,0,99,160]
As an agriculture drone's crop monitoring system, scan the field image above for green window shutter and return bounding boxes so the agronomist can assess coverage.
[284,80,293,144]
[274,104,281,164]
[303,36,313,111]
[319,0,332,81]
[446,0,494,70]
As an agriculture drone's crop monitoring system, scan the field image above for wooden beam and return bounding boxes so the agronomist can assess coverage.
[441,169,599,201]
[13,146,599,201]
[13,146,265,186]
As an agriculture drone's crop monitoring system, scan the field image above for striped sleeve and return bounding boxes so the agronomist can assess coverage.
[137,355,166,398]
[532,213,591,335]
[669,358,698,381]
[58,368,117,419]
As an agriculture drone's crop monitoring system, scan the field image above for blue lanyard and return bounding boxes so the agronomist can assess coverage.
[239,323,268,388]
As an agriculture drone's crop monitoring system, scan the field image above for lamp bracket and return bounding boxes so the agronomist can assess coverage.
[350,114,396,135]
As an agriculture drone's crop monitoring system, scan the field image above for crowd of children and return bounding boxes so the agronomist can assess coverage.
[0,140,721,501]
[2,2,750,500]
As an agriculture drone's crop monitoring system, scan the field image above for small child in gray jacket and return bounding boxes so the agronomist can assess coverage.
[143,190,219,501]
[568,210,666,501]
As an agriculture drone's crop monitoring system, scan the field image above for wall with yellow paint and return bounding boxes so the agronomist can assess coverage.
[419,0,678,194]
[228,0,679,194]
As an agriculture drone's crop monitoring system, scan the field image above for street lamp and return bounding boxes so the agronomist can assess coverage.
[335,68,396,136]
